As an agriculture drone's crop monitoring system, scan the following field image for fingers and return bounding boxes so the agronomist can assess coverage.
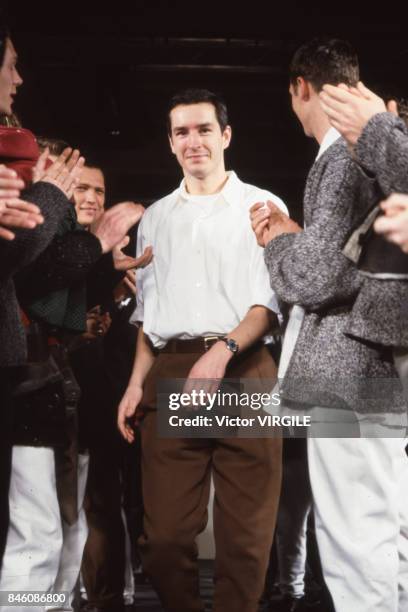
[43,147,72,180]
[2,198,42,216]
[63,155,85,199]
[134,246,154,268]
[117,399,136,443]
[0,225,16,240]
[380,193,408,215]
[374,215,408,250]
[356,81,374,100]
[0,165,25,196]
[32,148,49,183]
[249,201,267,215]
[0,199,44,230]
[117,386,143,443]
[36,147,85,199]
[118,235,130,250]
[124,271,137,295]
[266,200,287,215]
[321,84,355,103]
[0,213,42,230]
[320,91,349,113]
[387,99,399,116]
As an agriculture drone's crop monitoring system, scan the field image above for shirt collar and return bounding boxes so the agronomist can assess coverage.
[178,171,243,207]
[316,126,341,161]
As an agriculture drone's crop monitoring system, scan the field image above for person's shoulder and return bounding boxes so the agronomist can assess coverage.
[321,138,350,164]
[142,187,180,221]
[238,176,288,215]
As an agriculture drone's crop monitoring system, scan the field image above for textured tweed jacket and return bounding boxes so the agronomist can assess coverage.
[264,138,401,411]
[0,182,70,367]
[345,113,408,349]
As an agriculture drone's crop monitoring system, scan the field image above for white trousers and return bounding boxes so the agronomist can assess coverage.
[308,436,408,612]
[0,447,89,612]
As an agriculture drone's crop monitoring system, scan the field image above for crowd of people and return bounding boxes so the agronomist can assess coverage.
[1,23,408,612]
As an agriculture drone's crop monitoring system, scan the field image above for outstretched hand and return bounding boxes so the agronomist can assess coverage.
[113,236,153,271]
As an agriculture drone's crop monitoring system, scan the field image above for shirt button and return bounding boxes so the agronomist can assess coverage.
[196,282,202,288]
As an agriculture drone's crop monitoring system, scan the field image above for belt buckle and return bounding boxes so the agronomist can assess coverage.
[203,335,221,351]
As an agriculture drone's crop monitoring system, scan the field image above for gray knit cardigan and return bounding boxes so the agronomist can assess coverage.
[264,138,402,412]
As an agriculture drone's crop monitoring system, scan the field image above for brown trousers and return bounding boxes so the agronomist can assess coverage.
[138,345,282,612]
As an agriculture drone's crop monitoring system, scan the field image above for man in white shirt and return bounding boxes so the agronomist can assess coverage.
[117,88,286,612]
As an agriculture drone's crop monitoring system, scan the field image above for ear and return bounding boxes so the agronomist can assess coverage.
[297,77,311,101]
[222,125,232,150]
[168,134,176,155]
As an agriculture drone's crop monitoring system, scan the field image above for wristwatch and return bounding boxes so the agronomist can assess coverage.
[221,337,239,355]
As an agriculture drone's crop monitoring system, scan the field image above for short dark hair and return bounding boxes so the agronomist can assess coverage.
[167,88,229,134]
[289,37,359,93]
[36,137,70,156]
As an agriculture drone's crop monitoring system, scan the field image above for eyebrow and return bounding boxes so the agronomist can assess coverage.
[173,122,213,131]
[77,183,105,191]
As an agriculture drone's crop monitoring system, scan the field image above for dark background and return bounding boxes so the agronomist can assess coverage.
[3,2,407,220]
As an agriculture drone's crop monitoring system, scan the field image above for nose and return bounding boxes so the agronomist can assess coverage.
[85,189,97,204]
[14,67,23,88]
[187,131,202,148]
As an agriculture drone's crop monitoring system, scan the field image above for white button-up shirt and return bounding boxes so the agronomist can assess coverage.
[132,171,287,348]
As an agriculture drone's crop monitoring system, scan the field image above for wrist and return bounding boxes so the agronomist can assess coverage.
[128,379,144,392]
[215,338,238,361]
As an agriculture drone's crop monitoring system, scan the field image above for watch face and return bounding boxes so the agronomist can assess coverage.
[227,339,239,353]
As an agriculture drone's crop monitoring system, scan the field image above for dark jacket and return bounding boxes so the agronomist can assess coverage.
[0,182,71,367]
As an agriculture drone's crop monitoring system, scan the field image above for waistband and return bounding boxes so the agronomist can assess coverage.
[160,336,224,354]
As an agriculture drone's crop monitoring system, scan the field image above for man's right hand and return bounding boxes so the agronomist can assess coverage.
[92,201,146,254]
[0,165,44,240]
[117,385,144,443]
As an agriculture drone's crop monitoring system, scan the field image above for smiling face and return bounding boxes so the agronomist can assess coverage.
[168,102,231,181]
[0,38,23,115]
[72,166,105,227]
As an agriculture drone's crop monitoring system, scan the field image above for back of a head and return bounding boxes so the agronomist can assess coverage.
[289,37,359,92]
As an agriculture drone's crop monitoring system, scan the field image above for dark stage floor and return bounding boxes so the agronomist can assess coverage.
[111,561,328,612]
